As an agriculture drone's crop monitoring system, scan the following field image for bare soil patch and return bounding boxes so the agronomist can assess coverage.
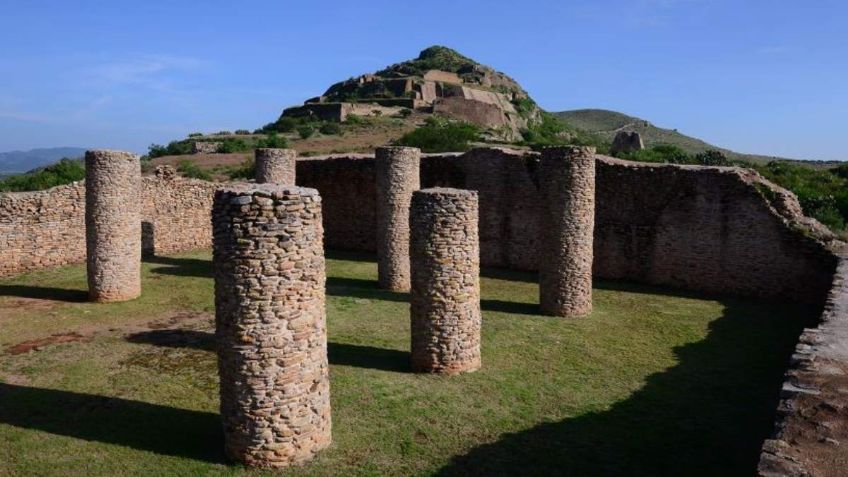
[6,332,90,355]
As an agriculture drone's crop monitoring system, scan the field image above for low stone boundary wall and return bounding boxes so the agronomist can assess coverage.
[758,250,848,476]
[1,148,839,305]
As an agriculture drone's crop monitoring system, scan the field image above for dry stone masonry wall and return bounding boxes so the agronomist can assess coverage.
[538,146,596,317]
[255,148,296,185]
[375,146,420,291]
[85,150,142,302]
[410,188,482,374]
[212,184,331,468]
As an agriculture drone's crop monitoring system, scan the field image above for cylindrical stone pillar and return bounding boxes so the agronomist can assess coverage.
[212,184,331,468]
[255,148,296,185]
[376,146,420,291]
[85,149,142,302]
[410,188,481,374]
[538,146,596,317]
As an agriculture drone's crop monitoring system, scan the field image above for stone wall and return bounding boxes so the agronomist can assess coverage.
[192,142,221,154]
[0,173,217,277]
[758,251,848,476]
[0,148,839,305]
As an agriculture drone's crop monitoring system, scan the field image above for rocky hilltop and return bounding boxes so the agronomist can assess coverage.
[282,46,542,141]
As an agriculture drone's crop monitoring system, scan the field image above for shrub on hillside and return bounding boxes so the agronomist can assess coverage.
[187,132,203,138]
[176,159,212,181]
[297,125,315,139]
[521,113,604,150]
[148,140,193,158]
[694,149,730,166]
[217,138,249,153]
[255,133,289,149]
[0,159,86,192]
[319,122,341,135]
[213,130,232,136]
[619,144,690,164]
[226,159,255,180]
[396,116,479,152]
[234,129,251,135]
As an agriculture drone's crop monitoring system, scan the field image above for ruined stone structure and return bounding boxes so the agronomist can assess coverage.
[758,250,848,476]
[375,146,420,291]
[85,150,142,302]
[409,188,482,374]
[610,131,644,155]
[538,146,596,317]
[255,148,296,185]
[212,183,330,468]
[192,141,221,154]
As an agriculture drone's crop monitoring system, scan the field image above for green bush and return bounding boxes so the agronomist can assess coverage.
[619,144,690,164]
[521,113,604,150]
[213,130,231,136]
[148,140,193,158]
[234,129,251,135]
[176,159,212,180]
[255,133,289,149]
[275,117,297,133]
[344,114,364,125]
[226,159,255,180]
[396,116,479,152]
[0,159,86,192]
[187,132,203,138]
[297,125,315,139]
[319,122,341,135]
[694,149,730,166]
[217,138,249,153]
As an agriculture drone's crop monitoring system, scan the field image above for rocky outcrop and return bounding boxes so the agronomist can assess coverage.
[610,131,644,155]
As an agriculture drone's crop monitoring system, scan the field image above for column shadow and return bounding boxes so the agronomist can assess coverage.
[0,285,88,303]
[0,383,224,463]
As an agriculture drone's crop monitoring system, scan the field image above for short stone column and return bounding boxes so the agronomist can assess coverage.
[410,188,482,374]
[376,146,420,291]
[212,184,331,468]
[538,146,596,317]
[85,149,142,302]
[255,148,296,185]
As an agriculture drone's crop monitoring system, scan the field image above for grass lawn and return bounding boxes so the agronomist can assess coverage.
[0,250,817,476]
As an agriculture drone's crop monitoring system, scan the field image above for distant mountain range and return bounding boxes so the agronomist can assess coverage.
[0,147,87,173]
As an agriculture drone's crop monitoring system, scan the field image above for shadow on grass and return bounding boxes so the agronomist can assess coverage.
[145,255,212,278]
[125,329,409,373]
[0,284,88,303]
[0,383,224,463]
[435,298,820,477]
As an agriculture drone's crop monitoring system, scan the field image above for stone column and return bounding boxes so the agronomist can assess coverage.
[85,149,141,302]
[538,146,596,317]
[376,146,420,291]
[212,184,330,468]
[255,148,296,185]
[410,188,481,374]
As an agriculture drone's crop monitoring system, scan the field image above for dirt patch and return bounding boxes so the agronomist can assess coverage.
[5,332,90,355]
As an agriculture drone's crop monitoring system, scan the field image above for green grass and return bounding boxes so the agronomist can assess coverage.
[0,250,816,476]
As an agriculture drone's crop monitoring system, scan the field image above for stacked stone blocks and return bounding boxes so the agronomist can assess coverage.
[538,146,596,317]
[212,183,331,468]
[85,149,142,302]
[410,188,482,374]
[375,146,420,291]
[255,148,297,185]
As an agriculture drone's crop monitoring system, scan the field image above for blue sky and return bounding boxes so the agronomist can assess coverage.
[0,0,845,160]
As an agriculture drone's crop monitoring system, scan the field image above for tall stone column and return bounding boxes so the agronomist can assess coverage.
[212,184,331,468]
[376,146,420,291]
[410,188,482,374]
[85,149,141,302]
[538,146,596,317]
[255,148,296,185]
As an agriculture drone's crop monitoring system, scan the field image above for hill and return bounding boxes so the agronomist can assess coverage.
[553,109,802,164]
[0,147,87,173]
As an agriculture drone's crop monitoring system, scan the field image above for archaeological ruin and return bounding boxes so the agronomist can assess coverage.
[84,149,142,302]
[375,146,420,292]
[409,187,482,374]
[254,148,296,185]
[212,183,331,468]
[538,146,596,317]
[1,144,845,474]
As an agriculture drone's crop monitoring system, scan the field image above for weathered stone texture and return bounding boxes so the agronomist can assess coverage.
[140,174,217,256]
[410,188,481,374]
[255,148,296,185]
[192,141,220,154]
[758,251,848,476]
[538,146,596,317]
[85,150,142,302]
[610,130,644,155]
[375,146,420,291]
[212,184,330,468]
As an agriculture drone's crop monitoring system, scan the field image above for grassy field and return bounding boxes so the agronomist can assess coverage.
[0,250,816,476]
